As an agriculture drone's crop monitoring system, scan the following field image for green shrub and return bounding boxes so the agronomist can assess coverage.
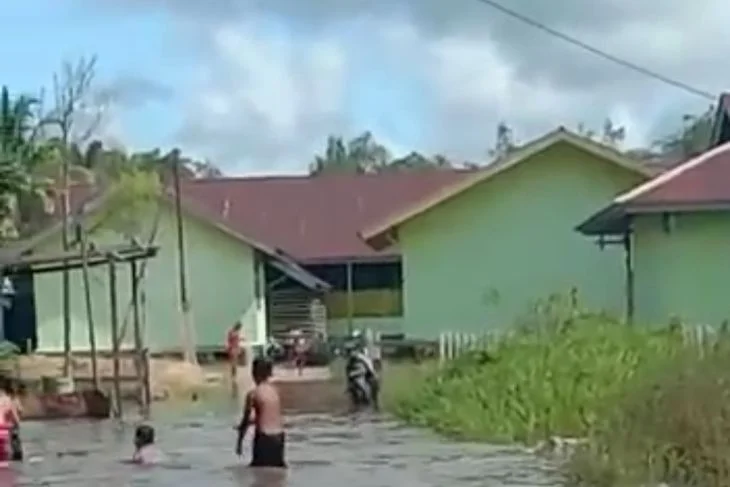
[568,342,730,487]
[384,295,684,444]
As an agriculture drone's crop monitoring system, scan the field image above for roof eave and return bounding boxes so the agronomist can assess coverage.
[575,203,630,236]
[628,200,730,213]
[577,200,730,237]
[361,127,653,245]
[359,228,398,251]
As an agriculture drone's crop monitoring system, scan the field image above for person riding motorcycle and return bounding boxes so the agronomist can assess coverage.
[344,341,380,411]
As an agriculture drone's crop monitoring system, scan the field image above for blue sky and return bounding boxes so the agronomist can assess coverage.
[2,1,720,174]
[3,1,188,151]
[1,1,427,170]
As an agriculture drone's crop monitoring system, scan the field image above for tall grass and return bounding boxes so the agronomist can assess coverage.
[383,294,685,444]
[568,341,730,487]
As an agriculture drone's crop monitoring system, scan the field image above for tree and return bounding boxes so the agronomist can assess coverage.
[601,118,626,147]
[310,131,454,175]
[576,118,626,148]
[388,151,453,171]
[310,134,373,175]
[487,122,517,160]
[653,105,714,159]
[46,56,99,376]
[0,86,58,240]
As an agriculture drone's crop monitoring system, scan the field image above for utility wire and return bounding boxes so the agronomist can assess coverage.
[472,0,716,101]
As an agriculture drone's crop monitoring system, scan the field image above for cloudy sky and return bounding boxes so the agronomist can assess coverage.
[3,0,726,174]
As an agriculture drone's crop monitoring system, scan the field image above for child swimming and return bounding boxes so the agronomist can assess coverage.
[132,424,163,465]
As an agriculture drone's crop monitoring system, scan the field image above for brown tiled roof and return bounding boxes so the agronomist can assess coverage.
[615,141,730,207]
[179,170,474,262]
[577,142,730,236]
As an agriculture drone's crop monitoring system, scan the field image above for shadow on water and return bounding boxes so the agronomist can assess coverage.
[9,383,563,486]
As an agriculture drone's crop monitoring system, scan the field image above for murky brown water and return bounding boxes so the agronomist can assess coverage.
[8,402,562,486]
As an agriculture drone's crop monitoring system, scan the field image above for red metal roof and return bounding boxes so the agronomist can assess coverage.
[179,170,474,262]
[616,141,730,207]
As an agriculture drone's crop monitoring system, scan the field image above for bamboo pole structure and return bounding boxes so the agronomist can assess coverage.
[107,259,122,418]
[172,159,197,364]
[80,228,99,389]
[130,260,149,415]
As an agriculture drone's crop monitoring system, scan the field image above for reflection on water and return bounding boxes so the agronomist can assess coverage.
[9,403,562,486]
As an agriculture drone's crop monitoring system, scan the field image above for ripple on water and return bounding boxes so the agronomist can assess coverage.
[11,408,562,486]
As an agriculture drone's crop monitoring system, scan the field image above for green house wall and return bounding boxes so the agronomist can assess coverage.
[398,143,647,338]
[633,212,730,327]
[31,204,267,353]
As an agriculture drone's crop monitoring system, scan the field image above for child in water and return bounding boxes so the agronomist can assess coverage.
[235,357,286,468]
[132,424,162,465]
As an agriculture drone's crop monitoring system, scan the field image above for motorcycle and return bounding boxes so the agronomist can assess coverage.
[345,349,380,411]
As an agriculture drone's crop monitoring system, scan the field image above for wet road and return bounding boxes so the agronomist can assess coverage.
[9,404,562,486]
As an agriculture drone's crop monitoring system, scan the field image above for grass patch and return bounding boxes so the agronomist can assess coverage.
[383,294,730,485]
[383,297,685,445]
[568,343,730,487]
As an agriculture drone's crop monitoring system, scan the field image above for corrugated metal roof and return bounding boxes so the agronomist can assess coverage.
[178,170,474,262]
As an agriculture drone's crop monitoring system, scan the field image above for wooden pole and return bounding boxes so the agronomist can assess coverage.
[80,229,99,389]
[142,347,151,417]
[61,163,72,376]
[108,259,122,419]
[345,262,354,335]
[130,260,146,414]
[173,158,196,364]
[623,228,635,324]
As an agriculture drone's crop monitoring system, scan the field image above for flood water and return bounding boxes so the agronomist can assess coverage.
[9,402,562,486]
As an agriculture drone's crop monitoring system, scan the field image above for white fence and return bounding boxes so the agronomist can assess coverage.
[362,323,723,365]
[438,331,490,363]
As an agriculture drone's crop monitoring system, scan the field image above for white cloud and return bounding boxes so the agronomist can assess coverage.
[103,0,730,172]
[175,19,349,173]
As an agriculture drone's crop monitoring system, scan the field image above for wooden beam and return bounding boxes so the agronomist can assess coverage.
[130,260,149,416]
[108,260,122,418]
[0,245,159,277]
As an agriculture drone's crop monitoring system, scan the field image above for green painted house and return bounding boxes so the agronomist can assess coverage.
[362,128,653,338]
[4,188,327,354]
[577,140,730,327]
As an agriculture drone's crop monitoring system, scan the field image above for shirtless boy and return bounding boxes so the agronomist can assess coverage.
[235,358,286,468]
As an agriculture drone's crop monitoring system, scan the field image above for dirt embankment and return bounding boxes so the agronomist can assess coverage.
[8,355,334,401]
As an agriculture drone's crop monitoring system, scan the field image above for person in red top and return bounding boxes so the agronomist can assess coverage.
[226,322,245,381]
[0,377,20,467]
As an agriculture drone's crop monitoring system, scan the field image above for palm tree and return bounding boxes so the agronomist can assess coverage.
[0,86,56,240]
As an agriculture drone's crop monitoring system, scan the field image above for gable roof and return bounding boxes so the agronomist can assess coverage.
[160,189,331,290]
[178,170,474,263]
[2,183,330,290]
[576,141,730,236]
[360,127,654,250]
[710,93,730,148]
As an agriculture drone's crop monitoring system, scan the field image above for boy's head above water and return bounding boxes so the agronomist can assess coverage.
[251,357,273,384]
[134,424,155,449]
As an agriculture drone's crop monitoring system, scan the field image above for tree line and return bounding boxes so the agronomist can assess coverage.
[309,110,716,176]
[1,55,718,241]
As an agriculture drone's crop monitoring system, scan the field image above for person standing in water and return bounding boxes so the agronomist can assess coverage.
[235,358,286,468]
[226,322,244,381]
[7,379,22,462]
[0,377,20,466]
